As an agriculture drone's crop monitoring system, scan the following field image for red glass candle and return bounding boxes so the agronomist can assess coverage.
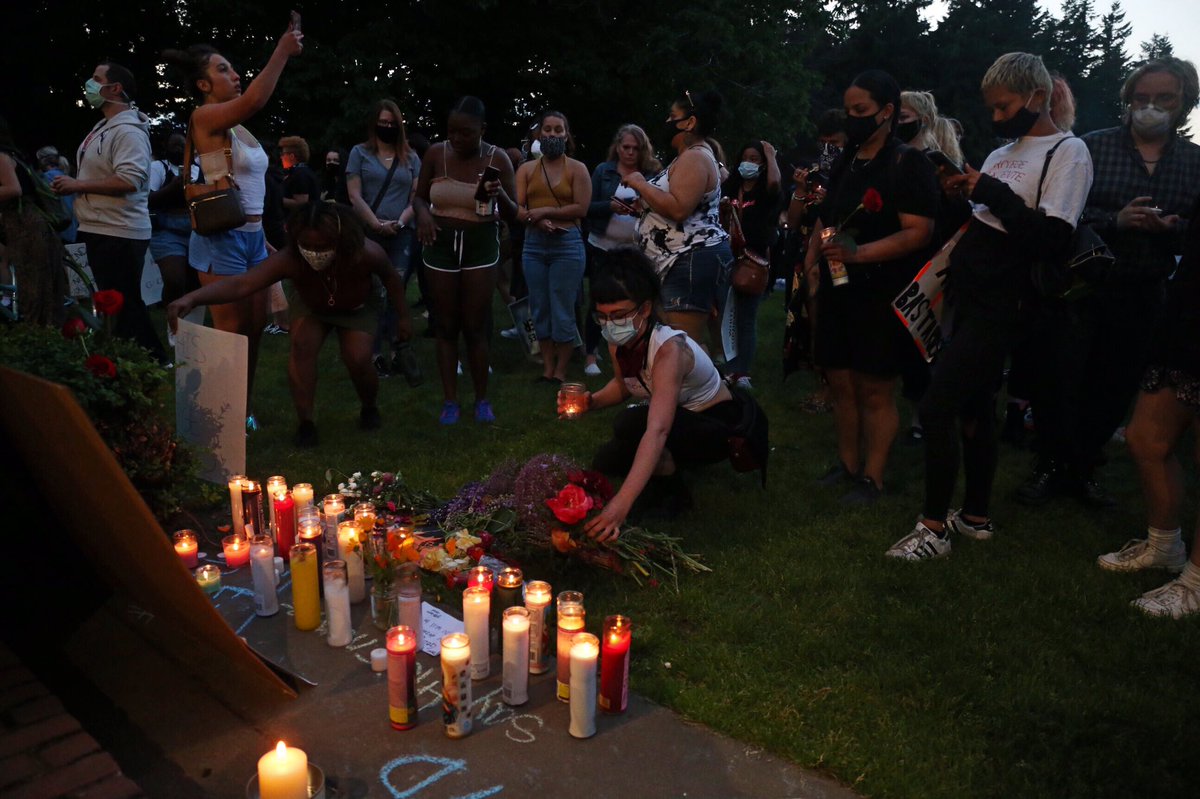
[274,491,296,560]
[173,530,199,569]
[599,614,632,713]
[386,625,418,730]
[466,565,493,593]
[222,534,250,569]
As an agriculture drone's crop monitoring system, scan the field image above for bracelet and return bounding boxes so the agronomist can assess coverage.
[791,192,806,203]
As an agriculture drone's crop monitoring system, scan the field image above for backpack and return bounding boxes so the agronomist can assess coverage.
[1,148,72,233]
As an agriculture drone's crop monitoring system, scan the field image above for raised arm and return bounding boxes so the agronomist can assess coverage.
[167,251,291,331]
[192,27,303,139]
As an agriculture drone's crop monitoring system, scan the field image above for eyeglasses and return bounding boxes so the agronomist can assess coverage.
[1131,92,1181,108]
[593,306,639,324]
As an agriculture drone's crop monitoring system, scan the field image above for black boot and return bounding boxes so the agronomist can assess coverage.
[1015,459,1063,506]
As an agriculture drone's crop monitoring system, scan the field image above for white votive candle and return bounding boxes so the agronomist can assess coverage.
[463,585,490,680]
[569,632,599,739]
[502,606,530,706]
[336,521,366,603]
[323,560,352,647]
[250,535,279,617]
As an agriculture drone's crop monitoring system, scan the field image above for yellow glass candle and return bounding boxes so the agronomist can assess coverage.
[290,542,321,631]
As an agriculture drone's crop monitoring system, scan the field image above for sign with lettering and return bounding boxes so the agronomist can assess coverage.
[892,226,966,363]
[174,319,247,481]
[420,601,465,656]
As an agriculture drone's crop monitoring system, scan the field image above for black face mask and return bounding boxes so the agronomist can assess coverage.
[325,163,341,175]
[992,104,1039,139]
[660,118,688,150]
[895,119,921,143]
[844,112,885,147]
[376,125,400,144]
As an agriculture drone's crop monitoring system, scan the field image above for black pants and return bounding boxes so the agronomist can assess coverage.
[593,401,741,476]
[920,307,1012,521]
[1028,282,1164,476]
[79,232,167,362]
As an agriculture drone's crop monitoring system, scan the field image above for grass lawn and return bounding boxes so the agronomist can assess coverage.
[199,287,1199,799]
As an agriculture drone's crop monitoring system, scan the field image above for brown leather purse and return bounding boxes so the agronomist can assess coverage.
[727,201,770,296]
[183,119,246,235]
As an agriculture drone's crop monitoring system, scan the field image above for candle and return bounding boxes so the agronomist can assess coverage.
[599,615,632,714]
[440,633,473,738]
[322,494,345,561]
[266,475,287,534]
[386,625,418,730]
[502,607,530,706]
[290,543,321,631]
[273,491,296,561]
[396,562,422,643]
[371,648,387,673]
[462,586,490,680]
[172,529,198,569]
[228,474,247,537]
[495,567,524,614]
[324,560,352,647]
[256,740,307,799]
[242,480,266,539]
[569,633,599,739]
[195,564,221,594]
[525,580,552,674]
[222,534,250,569]
[558,382,588,419]
[292,483,314,509]
[466,565,493,593]
[297,513,325,577]
[250,535,279,617]
[353,502,376,536]
[337,521,366,604]
[556,590,585,701]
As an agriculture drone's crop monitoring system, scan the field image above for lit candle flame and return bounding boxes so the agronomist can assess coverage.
[275,741,287,759]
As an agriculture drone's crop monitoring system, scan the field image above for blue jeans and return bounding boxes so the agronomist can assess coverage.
[378,227,415,283]
[523,228,585,342]
[719,281,763,375]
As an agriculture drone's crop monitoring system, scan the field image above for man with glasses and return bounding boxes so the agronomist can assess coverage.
[1016,58,1200,510]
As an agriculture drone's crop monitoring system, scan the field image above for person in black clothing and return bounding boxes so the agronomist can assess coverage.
[279,135,320,212]
[321,147,349,204]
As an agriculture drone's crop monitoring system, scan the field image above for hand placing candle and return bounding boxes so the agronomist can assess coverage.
[257,740,307,799]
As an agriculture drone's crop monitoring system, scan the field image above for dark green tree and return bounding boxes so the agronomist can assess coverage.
[1078,1,1132,133]
[1139,33,1174,61]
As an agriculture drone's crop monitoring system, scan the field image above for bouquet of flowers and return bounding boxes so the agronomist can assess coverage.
[327,469,440,516]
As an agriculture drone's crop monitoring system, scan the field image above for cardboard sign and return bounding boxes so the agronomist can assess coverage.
[891,226,966,363]
[174,319,247,482]
[420,601,465,656]
[64,241,163,306]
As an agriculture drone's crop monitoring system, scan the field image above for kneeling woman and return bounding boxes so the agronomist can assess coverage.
[568,248,766,541]
[167,203,413,446]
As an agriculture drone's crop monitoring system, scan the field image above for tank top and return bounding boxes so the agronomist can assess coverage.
[637,145,727,274]
[621,324,722,411]
[197,126,268,216]
[429,144,498,223]
[526,158,575,210]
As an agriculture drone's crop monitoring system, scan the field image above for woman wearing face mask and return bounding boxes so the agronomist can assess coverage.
[322,148,349,204]
[413,96,518,424]
[162,24,303,432]
[166,203,412,446]
[886,52,1094,561]
[802,70,938,505]
[516,110,592,383]
[624,89,732,349]
[560,248,767,539]
[719,140,782,387]
[147,130,199,305]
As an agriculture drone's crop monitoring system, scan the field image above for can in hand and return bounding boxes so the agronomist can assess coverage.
[821,226,850,286]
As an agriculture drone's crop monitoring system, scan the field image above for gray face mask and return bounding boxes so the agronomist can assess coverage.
[540,136,567,159]
[1131,105,1172,138]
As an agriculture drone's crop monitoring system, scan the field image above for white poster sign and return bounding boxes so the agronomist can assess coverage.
[174,319,247,482]
[891,226,966,363]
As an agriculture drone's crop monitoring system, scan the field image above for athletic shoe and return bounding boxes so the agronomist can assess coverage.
[885,522,951,561]
[263,323,288,335]
[1015,462,1064,506]
[294,420,318,448]
[359,405,382,431]
[735,375,753,390]
[1097,538,1186,573]
[391,342,423,387]
[1131,578,1200,619]
[584,362,602,377]
[1077,478,1117,509]
[500,326,521,340]
[439,401,460,426]
[245,414,259,433]
[817,461,855,487]
[373,354,390,378]
[474,399,496,423]
[842,476,881,506]
[946,509,995,541]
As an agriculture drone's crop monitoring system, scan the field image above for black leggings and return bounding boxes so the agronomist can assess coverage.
[79,232,167,362]
[593,400,740,476]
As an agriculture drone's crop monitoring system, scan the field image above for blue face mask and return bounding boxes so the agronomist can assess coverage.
[84,78,107,109]
[737,161,761,180]
[601,316,640,346]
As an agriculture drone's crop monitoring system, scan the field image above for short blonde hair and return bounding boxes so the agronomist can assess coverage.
[981,52,1053,111]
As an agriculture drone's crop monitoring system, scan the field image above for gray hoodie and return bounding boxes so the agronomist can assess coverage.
[74,108,152,240]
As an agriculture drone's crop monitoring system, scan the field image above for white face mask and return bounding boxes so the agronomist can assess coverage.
[1131,105,1172,138]
[737,161,761,180]
[299,246,336,271]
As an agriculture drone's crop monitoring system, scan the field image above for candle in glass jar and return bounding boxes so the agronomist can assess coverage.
[556,590,585,701]
[599,615,632,713]
[228,474,247,537]
[569,632,599,738]
[440,633,473,738]
[353,502,376,535]
[172,530,198,569]
[466,565,493,593]
[290,543,321,631]
[462,586,490,680]
[273,491,296,561]
[386,625,418,730]
[502,607,530,706]
[222,535,250,569]
[495,567,524,613]
[241,480,266,539]
[195,564,221,594]
[558,382,588,419]
[292,483,314,509]
[525,580,552,674]
[297,513,324,575]
[337,521,366,603]
[324,560,352,647]
[250,535,279,617]
[322,494,345,560]
[396,562,422,642]
[265,474,286,526]
[256,740,307,799]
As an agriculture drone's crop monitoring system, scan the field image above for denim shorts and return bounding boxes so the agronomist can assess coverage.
[188,225,269,276]
[149,214,192,260]
[660,241,733,313]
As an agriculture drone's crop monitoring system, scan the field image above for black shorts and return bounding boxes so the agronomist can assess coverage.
[814,280,913,377]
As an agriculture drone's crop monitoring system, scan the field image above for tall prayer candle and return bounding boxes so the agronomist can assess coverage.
[396,562,422,642]
[502,607,530,706]
[256,740,307,799]
[440,633,473,738]
[297,514,325,577]
[266,475,287,533]
[222,534,250,569]
[195,564,221,594]
[292,483,314,509]
[569,633,599,738]
[462,586,490,680]
[324,560,352,647]
[556,590,585,701]
[599,615,632,713]
[173,530,198,569]
[336,521,366,603]
[228,474,247,537]
[525,580,552,674]
[273,491,296,561]
[386,625,418,730]
[241,480,266,539]
[353,502,376,536]
[290,543,321,631]
[322,494,345,560]
[250,535,279,617]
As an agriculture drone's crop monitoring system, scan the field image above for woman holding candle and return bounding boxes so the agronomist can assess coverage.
[562,248,768,536]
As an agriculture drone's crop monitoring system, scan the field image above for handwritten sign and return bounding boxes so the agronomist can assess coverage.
[420,601,464,656]
[174,319,247,481]
[892,226,966,363]
[63,242,161,305]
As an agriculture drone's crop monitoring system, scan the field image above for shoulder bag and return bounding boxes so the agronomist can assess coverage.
[728,199,770,296]
[183,119,246,235]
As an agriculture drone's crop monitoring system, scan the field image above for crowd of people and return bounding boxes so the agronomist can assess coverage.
[2,21,1199,619]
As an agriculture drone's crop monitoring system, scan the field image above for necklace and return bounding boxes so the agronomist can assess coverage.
[316,268,337,307]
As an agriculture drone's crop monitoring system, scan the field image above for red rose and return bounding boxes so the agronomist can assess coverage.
[61,317,87,340]
[568,470,614,501]
[544,484,593,525]
[85,354,117,379]
[467,545,485,563]
[92,289,124,316]
[862,188,883,213]
[478,532,494,551]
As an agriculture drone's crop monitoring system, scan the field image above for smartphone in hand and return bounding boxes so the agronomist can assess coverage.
[611,196,638,214]
[475,165,502,201]
[289,10,302,31]
[927,150,963,175]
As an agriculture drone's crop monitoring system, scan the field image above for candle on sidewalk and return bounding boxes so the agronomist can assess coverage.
[440,633,473,738]
[297,512,324,576]
[396,562,422,643]
[250,535,279,617]
[463,585,490,680]
[290,543,321,631]
[195,564,221,594]
[228,474,247,537]
[266,475,287,533]
[337,521,366,604]
[525,580,552,674]
[241,479,266,539]
[599,615,632,714]
[222,534,250,569]
[569,632,599,738]
[386,625,418,730]
[256,740,307,799]
[502,606,530,706]
[292,483,314,509]
[173,529,198,569]
[322,494,345,561]
[556,590,585,701]
[273,490,296,561]
[323,560,352,647]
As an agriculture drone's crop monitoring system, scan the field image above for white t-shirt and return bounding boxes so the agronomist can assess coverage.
[147,159,200,192]
[971,132,1093,234]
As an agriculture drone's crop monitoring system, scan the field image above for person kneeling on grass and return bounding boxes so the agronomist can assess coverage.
[559,248,768,540]
[167,202,413,447]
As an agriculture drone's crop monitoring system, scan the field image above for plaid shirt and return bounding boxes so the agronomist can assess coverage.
[1080,125,1200,283]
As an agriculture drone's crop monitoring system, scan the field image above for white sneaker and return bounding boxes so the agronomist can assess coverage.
[584,362,602,377]
[1097,538,1186,573]
[1131,578,1200,619]
[500,326,521,340]
[946,509,994,541]
[886,522,951,561]
[735,375,753,390]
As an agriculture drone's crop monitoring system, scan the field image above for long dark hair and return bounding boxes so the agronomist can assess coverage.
[162,45,221,102]
[827,69,901,188]
[534,109,576,157]
[724,140,769,197]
